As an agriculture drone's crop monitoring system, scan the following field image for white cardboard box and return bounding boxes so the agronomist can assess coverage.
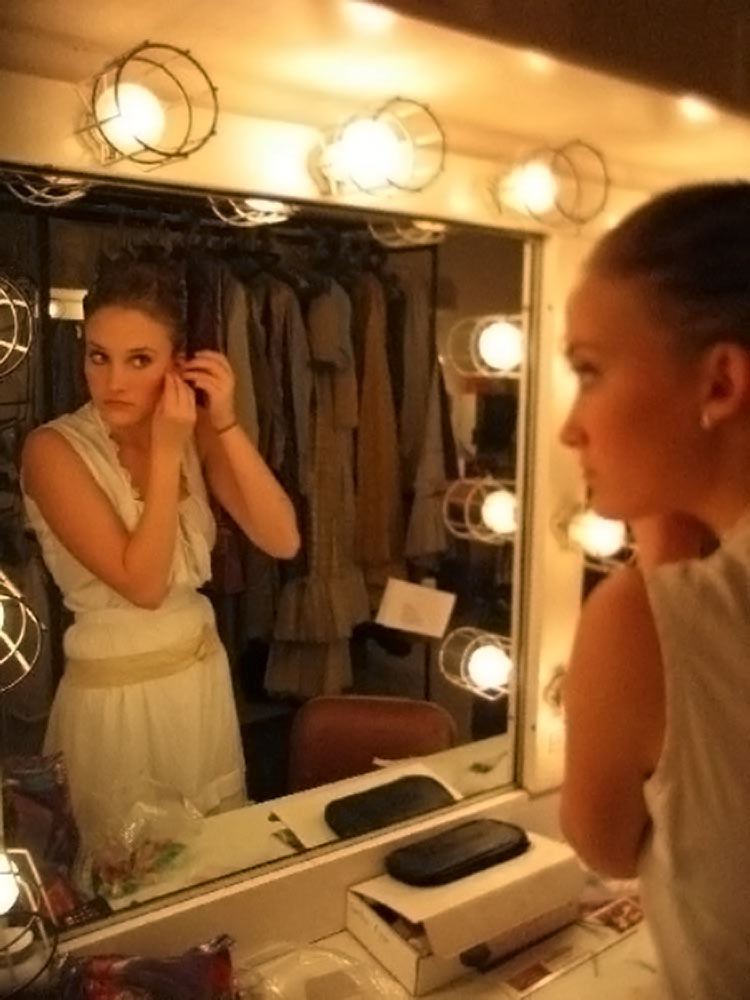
[346,833,585,995]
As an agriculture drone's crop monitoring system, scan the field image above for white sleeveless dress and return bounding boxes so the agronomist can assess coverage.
[640,513,750,999]
[23,402,246,828]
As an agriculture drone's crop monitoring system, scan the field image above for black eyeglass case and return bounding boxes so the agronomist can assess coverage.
[323,774,457,838]
[385,818,530,886]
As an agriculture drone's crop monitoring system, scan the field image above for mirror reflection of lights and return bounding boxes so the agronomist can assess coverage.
[0,853,19,916]
[327,116,411,191]
[480,488,517,535]
[344,0,396,31]
[466,644,513,691]
[439,627,513,701]
[94,82,165,156]
[477,319,524,372]
[677,94,718,124]
[504,160,558,215]
[568,508,628,559]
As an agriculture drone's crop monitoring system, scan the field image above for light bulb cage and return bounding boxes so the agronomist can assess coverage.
[1,170,93,207]
[444,313,525,378]
[0,570,44,695]
[368,218,448,248]
[80,40,219,167]
[493,139,610,227]
[439,627,513,702]
[443,477,517,545]
[0,275,35,380]
[312,96,445,196]
[553,503,633,573]
[0,848,57,997]
[207,196,297,228]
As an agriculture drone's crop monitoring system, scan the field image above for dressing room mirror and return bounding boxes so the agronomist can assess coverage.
[0,174,537,932]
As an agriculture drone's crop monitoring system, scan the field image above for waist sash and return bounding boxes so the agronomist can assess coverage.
[64,623,220,688]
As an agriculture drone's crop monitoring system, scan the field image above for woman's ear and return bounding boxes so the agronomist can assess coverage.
[700,342,750,425]
[172,350,187,372]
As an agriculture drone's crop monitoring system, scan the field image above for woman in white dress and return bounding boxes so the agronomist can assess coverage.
[21,259,299,836]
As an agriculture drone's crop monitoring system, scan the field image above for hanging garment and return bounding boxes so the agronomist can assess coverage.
[398,275,433,490]
[221,265,259,446]
[266,281,369,698]
[351,273,405,605]
[22,402,246,835]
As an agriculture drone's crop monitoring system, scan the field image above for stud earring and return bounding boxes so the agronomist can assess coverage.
[700,411,713,431]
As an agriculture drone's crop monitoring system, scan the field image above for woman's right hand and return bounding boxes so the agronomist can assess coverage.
[151,372,196,453]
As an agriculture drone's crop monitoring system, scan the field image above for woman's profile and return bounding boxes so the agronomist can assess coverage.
[560,181,750,998]
[21,257,299,833]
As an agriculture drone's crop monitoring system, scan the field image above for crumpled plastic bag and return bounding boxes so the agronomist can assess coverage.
[50,933,235,999]
[73,779,203,900]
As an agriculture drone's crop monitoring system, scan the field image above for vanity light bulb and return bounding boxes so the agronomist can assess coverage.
[243,198,287,214]
[466,644,512,692]
[568,509,627,559]
[477,320,523,372]
[0,854,19,915]
[95,82,165,155]
[330,117,410,190]
[505,160,558,216]
[481,489,516,535]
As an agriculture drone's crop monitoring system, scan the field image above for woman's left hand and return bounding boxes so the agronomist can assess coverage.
[179,350,236,431]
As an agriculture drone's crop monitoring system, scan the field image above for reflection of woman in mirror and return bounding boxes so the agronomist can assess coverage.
[559,182,750,998]
[21,259,300,831]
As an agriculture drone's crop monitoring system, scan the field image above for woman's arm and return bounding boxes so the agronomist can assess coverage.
[22,374,195,609]
[560,565,665,878]
[183,351,300,559]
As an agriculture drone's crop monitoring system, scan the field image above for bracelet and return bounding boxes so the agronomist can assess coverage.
[213,419,238,435]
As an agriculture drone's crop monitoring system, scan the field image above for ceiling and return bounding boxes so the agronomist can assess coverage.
[1,0,748,182]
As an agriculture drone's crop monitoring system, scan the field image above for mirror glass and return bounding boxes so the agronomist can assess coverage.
[0,176,535,933]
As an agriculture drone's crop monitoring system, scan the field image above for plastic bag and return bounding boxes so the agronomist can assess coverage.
[73,779,203,900]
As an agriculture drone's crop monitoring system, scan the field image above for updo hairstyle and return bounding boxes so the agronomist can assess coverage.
[588,181,750,354]
[83,252,187,352]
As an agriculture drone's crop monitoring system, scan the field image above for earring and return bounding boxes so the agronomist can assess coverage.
[700,411,713,431]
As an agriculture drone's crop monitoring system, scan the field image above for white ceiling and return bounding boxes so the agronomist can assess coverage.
[1,0,748,180]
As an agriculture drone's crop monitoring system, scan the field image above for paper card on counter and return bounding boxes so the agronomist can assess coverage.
[376,578,456,638]
[271,762,461,849]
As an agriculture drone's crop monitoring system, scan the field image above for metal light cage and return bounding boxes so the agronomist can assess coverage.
[368,217,448,248]
[439,627,513,702]
[0,570,44,695]
[312,96,445,196]
[0,849,57,998]
[554,503,633,574]
[443,478,517,545]
[207,195,297,227]
[81,40,219,167]
[0,275,35,380]
[444,313,525,378]
[1,171,93,207]
[494,139,610,227]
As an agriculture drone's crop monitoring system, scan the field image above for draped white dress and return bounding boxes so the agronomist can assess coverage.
[23,402,246,830]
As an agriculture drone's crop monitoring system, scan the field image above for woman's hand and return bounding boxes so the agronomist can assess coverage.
[629,512,716,570]
[180,350,236,431]
[151,372,196,452]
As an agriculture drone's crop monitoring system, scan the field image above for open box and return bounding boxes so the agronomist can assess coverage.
[346,833,585,995]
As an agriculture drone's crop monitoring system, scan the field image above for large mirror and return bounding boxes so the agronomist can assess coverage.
[0,173,536,933]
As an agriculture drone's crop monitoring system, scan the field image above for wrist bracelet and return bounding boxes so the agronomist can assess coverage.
[214,419,238,435]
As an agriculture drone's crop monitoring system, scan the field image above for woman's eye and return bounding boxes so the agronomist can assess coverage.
[86,351,107,365]
[572,362,599,386]
[131,355,153,369]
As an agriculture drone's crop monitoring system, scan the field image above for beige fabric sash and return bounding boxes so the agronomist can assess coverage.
[65,624,221,689]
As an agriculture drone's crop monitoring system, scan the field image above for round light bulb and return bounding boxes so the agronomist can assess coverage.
[568,510,627,559]
[504,160,558,215]
[329,117,410,190]
[95,82,165,156]
[466,644,512,692]
[0,854,19,915]
[677,94,717,124]
[481,489,516,535]
[477,320,523,371]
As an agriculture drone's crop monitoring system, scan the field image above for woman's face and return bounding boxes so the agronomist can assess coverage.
[84,305,177,430]
[559,272,709,521]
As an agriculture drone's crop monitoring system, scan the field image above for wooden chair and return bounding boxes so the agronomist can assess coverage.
[287,694,458,792]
